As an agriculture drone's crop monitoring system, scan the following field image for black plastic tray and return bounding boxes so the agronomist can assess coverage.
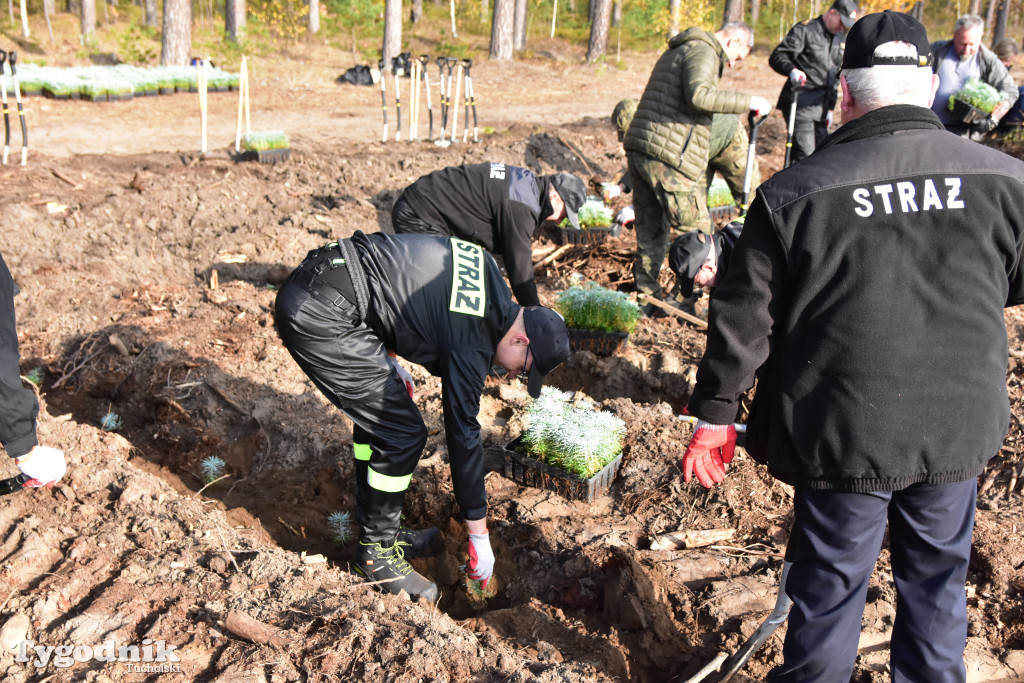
[503,435,622,503]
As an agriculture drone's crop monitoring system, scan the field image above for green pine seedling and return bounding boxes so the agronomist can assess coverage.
[327,511,354,546]
[555,280,640,334]
[241,131,290,152]
[25,367,45,386]
[949,77,1001,114]
[199,456,226,484]
[707,177,735,209]
[521,387,625,478]
[100,411,123,431]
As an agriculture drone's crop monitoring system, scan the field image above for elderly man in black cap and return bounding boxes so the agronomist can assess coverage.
[682,10,1024,681]
[391,163,587,308]
[667,218,742,305]
[769,0,859,163]
[276,231,571,602]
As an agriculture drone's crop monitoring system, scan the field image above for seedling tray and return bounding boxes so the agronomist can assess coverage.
[951,99,989,124]
[240,148,291,164]
[709,205,738,223]
[568,328,629,356]
[559,225,619,246]
[503,435,622,503]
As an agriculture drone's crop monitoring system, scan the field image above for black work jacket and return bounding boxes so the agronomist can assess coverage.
[0,252,38,459]
[769,16,845,112]
[689,106,1024,492]
[397,163,548,307]
[350,232,518,519]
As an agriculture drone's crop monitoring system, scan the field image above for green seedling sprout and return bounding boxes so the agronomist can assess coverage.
[559,199,613,230]
[555,280,640,334]
[464,572,498,604]
[327,511,354,545]
[100,411,123,432]
[199,455,226,484]
[24,367,45,386]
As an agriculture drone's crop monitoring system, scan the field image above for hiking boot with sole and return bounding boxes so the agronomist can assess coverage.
[353,541,439,602]
[397,525,440,558]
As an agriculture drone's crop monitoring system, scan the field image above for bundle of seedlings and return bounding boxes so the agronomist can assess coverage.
[556,279,639,355]
[558,198,616,244]
[707,176,737,222]
[948,77,1003,123]
[520,388,626,479]
[240,131,291,163]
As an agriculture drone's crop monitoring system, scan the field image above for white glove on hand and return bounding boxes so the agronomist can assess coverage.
[389,355,414,399]
[826,110,834,128]
[615,205,635,230]
[750,96,772,117]
[789,68,807,87]
[467,531,495,587]
[15,445,67,488]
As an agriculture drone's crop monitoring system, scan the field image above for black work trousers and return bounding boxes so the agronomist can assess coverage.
[768,479,976,683]
[275,266,427,544]
[787,89,830,165]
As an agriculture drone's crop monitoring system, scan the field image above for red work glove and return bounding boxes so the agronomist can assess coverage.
[682,420,737,488]
[467,531,494,588]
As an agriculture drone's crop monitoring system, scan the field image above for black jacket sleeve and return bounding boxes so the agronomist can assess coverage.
[440,347,492,520]
[500,202,541,307]
[687,198,786,424]
[0,254,38,459]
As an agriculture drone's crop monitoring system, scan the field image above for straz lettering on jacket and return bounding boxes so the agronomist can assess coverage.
[449,238,487,317]
[851,177,965,217]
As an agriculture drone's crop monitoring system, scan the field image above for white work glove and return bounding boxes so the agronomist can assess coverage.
[750,96,772,117]
[826,110,834,128]
[15,445,67,488]
[789,68,807,87]
[467,531,495,587]
[615,205,635,230]
[601,183,622,202]
[389,355,414,399]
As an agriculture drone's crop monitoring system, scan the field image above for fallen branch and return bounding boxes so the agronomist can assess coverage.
[205,381,247,415]
[50,167,82,189]
[534,243,572,268]
[556,134,594,176]
[640,295,708,330]
[650,527,735,551]
[223,610,296,647]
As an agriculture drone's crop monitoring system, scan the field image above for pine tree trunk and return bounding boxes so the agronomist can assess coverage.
[225,0,244,40]
[585,0,611,62]
[611,0,620,27]
[382,0,402,68]
[411,0,422,24]
[19,0,28,38]
[722,0,743,24]
[992,0,1009,46]
[160,0,191,66]
[513,0,526,50]
[751,0,761,26]
[490,0,513,60]
[308,0,319,34]
[668,0,680,38]
[144,0,157,25]
[81,0,95,39]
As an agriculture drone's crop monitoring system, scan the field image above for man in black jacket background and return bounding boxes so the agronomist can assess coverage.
[683,12,1024,681]
[391,163,586,307]
[769,0,859,163]
[275,232,570,602]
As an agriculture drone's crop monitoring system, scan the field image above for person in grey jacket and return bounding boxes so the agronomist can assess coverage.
[622,23,770,317]
[930,14,1017,135]
[683,11,1024,680]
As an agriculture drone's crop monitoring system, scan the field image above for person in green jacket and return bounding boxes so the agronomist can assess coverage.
[622,23,771,317]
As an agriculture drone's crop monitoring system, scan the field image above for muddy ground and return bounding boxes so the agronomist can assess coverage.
[0,50,1022,683]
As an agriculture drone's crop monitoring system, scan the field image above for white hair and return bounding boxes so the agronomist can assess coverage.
[842,42,935,109]
[720,22,754,48]
[955,14,984,33]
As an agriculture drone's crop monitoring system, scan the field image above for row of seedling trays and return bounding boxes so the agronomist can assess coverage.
[0,63,240,102]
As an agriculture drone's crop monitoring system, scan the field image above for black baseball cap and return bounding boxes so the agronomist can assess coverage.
[669,232,713,298]
[522,306,570,399]
[841,10,933,70]
[550,173,587,230]
[832,0,859,30]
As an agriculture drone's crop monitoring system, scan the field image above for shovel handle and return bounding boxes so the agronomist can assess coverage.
[0,473,30,496]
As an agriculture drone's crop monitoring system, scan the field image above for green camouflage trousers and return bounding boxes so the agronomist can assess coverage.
[707,114,761,207]
[627,153,710,299]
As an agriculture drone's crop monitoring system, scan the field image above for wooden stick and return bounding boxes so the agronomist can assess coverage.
[640,294,708,329]
[234,56,247,152]
[199,59,208,154]
[449,64,462,143]
[224,610,295,647]
[557,134,594,176]
[534,243,572,268]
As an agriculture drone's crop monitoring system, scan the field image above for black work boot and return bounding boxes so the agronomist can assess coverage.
[396,525,440,558]
[353,540,440,602]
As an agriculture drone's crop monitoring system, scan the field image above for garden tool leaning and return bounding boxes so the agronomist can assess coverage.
[8,51,27,165]
[0,49,10,165]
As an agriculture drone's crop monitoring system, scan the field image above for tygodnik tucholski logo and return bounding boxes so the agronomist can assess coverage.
[14,638,181,672]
